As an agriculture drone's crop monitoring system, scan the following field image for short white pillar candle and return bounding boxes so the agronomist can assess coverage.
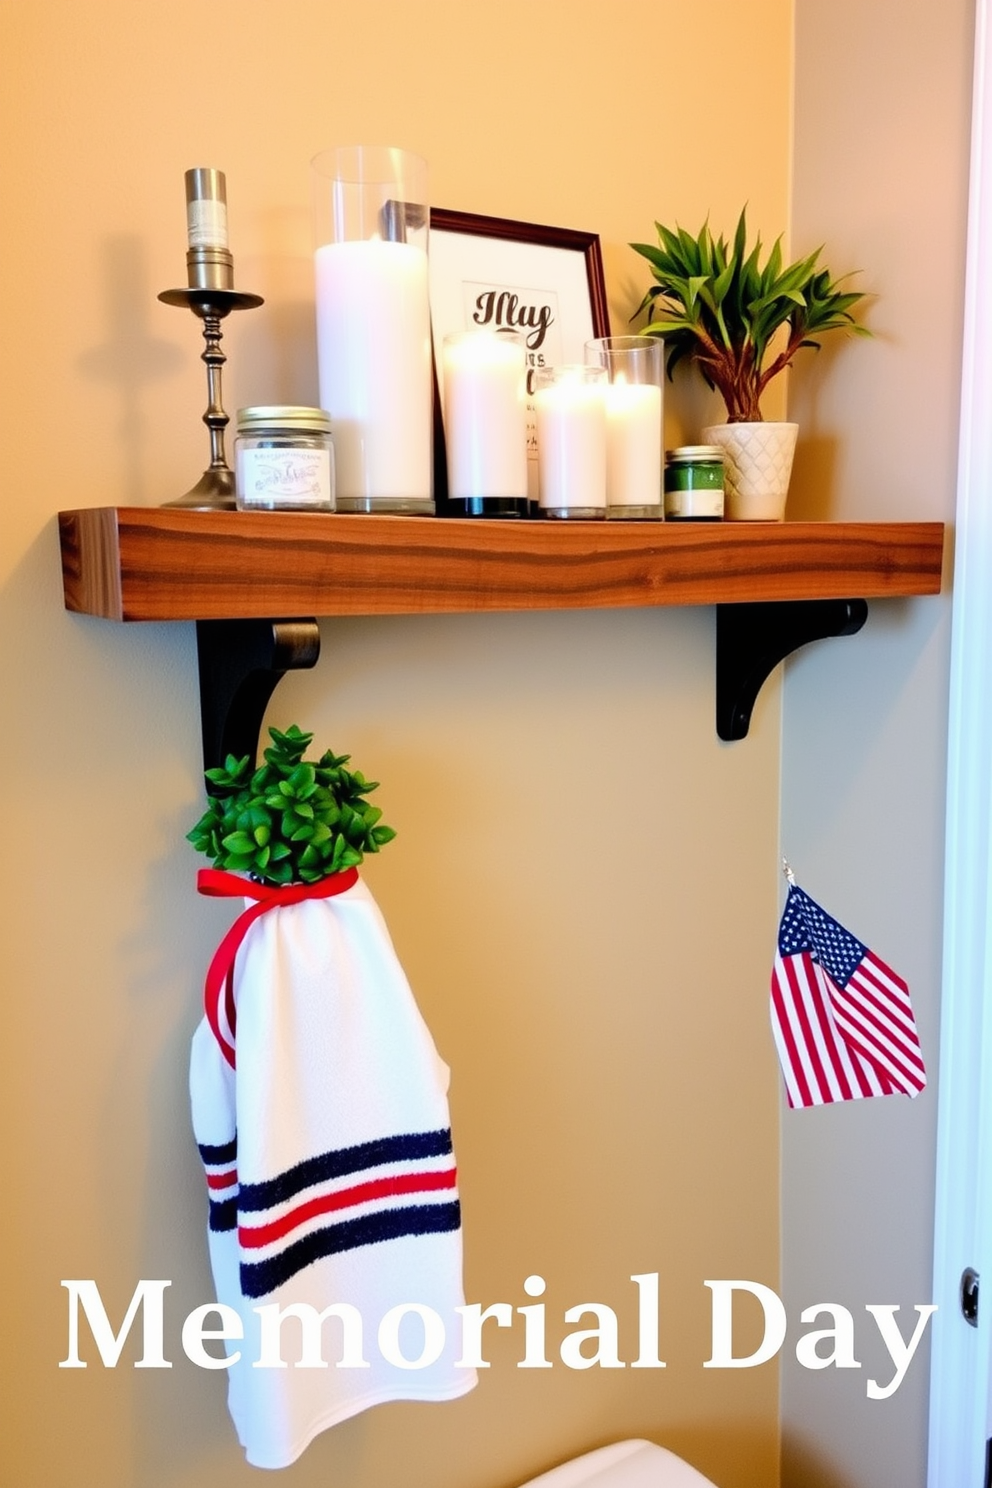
[442,331,528,502]
[533,365,607,517]
[585,335,664,518]
[604,377,663,509]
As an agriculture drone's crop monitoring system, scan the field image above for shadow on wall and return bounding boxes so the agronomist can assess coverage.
[787,437,839,521]
[77,235,184,504]
[235,298,321,408]
[786,334,849,520]
[235,204,320,407]
[781,1429,860,1488]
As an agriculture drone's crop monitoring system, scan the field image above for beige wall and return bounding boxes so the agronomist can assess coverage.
[0,3,792,1487]
[781,1,973,1484]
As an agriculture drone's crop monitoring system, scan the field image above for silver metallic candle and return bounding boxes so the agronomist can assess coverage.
[184,167,234,291]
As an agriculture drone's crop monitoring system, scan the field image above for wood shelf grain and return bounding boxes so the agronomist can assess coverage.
[58,507,945,623]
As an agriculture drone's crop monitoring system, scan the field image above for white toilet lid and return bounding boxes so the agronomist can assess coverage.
[515,1439,717,1488]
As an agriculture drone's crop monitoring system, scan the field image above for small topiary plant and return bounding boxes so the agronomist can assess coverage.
[187,723,396,885]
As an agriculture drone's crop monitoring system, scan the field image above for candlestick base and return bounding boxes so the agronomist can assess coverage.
[158,284,264,512]
[163,467,237,510]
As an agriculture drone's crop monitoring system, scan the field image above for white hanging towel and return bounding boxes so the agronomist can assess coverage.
[190,867,476,1469]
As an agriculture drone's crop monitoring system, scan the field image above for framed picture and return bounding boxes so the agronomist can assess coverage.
[429,208,610,504]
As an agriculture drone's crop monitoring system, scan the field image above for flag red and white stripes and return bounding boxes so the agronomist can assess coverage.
[770,882,926,1109]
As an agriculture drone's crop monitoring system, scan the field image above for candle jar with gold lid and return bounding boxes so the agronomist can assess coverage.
[234,406,335,512]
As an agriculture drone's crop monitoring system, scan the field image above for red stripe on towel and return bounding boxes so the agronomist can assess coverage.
[239,1166,458,1249]
[206,1168,238,1190]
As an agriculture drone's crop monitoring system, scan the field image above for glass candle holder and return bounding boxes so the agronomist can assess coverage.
[441,330,529,517]
[311,146,432,515]
[584,335,663,519]
[533,365,607,518]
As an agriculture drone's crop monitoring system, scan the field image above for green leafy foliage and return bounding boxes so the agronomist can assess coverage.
[186,724,396,885]
[630,208,871,422]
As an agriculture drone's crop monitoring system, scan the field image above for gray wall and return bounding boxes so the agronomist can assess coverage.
[780,1,974,1483]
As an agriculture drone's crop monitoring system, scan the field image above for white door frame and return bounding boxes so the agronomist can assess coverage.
[928,0,992,1480]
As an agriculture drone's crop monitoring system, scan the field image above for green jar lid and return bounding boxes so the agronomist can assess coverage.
[665,445,724,463]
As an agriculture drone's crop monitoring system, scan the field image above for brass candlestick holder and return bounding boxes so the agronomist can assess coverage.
[158,168,263,510]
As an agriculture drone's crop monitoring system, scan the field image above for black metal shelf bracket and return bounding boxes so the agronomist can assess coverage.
[192,600,867,764]
[716,598,869,741]
[195,618,320,773]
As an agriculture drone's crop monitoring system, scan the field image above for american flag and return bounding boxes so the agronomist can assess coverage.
[770,880,926,1109]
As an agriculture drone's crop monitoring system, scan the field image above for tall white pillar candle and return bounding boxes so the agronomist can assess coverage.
[312,146,432,513]
[604,378,662,508]
[533,366,607,516]
[315,238,431,504]
[442,332,527,499]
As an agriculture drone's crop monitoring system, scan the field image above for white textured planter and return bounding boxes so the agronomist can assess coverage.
[701,421,799,520]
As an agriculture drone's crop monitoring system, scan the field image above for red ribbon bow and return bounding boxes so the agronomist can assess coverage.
[197,866,360,1069]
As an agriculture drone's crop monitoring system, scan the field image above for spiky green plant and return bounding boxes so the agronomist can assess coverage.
[630,208,870,422]
[187,724,396,885]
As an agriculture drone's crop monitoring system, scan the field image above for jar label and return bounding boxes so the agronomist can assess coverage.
[237,447,333,509]
[664,485,724,519]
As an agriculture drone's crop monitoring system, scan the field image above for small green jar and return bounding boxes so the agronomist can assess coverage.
[664,445,725,520]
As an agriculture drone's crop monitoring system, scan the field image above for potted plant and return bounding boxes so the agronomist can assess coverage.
[187,723,396,884]
[630,209,870,518]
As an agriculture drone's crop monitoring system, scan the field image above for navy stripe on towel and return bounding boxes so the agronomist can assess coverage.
[209,1196,238,1232]
[240,1200,462,1298]
[199,1137,238,1164]
[238,1128,454,1213]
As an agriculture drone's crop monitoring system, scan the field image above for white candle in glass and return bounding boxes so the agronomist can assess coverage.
[442,332,527,499]
[533,366,607,514]
[604,376,662,508]
[314,238,431,502]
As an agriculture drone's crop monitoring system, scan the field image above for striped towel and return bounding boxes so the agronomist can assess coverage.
[190,873,475,1468]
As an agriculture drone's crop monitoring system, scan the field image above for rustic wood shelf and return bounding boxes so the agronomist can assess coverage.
[57,507,945,752]
[58,508,944,622]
